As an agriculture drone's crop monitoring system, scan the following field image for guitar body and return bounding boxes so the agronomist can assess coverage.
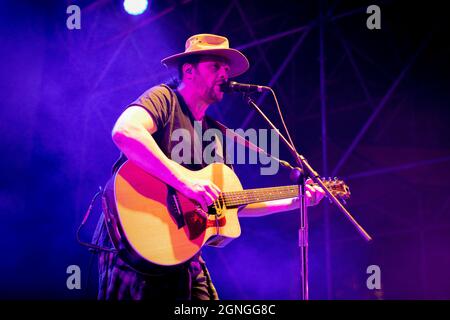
[102,161,243,272]
[101,160,350,273]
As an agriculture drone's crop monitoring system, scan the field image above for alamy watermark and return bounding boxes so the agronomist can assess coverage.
[170,121,280,175]
[366,264,381,290]
[66,5,81,30]
[66,264,81,290]
[66,4,380,31]
[366,5,381,30]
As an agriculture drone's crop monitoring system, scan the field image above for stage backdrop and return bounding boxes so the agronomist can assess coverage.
[0,0,449,299]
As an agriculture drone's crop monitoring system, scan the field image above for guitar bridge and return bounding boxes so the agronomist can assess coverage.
[210,196,226,217]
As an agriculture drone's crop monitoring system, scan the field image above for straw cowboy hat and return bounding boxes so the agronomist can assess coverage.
[161,34,249,78]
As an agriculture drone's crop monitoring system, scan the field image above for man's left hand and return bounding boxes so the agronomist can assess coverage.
[305,178,326,206]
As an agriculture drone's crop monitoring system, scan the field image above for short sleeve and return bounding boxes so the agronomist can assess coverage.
[126,84,174,130]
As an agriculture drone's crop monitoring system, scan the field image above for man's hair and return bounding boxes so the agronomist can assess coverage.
[166,55,202,89]
[177,55,202,80]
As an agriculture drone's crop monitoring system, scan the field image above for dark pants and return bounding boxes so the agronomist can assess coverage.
[93,214,219,300]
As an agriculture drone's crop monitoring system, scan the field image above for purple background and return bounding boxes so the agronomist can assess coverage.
[0,0,449,299]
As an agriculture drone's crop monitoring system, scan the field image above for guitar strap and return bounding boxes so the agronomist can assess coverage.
[205,115,285,167]
[77,186,117,253]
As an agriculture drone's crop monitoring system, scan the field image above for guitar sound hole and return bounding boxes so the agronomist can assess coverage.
[207,205,217,215]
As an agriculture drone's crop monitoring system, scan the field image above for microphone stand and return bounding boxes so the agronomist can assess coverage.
[243,93,372,300]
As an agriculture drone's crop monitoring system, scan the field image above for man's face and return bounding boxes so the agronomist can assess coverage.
[189,56,230,104]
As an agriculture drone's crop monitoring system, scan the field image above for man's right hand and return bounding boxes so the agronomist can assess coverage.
[178,178,222,214]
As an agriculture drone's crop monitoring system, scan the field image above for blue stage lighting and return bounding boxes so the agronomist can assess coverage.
[123,0,148,16]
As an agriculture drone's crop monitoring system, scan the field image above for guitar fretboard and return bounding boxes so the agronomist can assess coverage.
[220,185,299,207]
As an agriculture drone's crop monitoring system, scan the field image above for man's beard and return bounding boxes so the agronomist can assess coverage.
[206,86,223,104]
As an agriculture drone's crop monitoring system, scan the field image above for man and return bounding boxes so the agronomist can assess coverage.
[93,34,325,300]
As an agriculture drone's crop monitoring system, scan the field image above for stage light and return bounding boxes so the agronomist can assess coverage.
[123,0,148,16]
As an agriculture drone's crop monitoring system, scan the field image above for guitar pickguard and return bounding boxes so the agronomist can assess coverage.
[184,209,207,240]
[169,190,228,241]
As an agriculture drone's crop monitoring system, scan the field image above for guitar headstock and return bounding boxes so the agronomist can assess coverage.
[321,177,351,203]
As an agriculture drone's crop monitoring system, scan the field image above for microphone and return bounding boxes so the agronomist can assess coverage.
[220,81,270,93]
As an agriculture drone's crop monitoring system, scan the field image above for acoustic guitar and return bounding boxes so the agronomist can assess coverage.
[102,160,350,272]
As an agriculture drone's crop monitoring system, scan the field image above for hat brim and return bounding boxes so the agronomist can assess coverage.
[161,48,249,78]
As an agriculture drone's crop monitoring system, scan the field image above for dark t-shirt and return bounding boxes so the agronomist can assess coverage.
[95,84,231,252]
[112,84,229,174]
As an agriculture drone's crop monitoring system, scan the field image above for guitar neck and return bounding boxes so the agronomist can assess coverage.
[221,185,299,208]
